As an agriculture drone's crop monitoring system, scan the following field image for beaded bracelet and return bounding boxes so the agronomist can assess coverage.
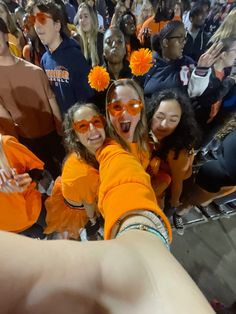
[116,223,170,250]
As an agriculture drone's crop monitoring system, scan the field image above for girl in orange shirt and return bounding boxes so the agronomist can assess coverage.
[105,78,171,203]
[0,134,44,233]
[44,103,106,240]
[147,89,201,235]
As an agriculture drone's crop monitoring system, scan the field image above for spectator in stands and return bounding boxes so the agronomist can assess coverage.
[183,5,210,62]
[138,0,179,46]
[147,89,201,235]
[118,11,141,61]
[44,103,105,240]
[0,134,44,236]
[144,20,222,100]
[194,36,236,138]
[0,0,25,55]
[103,27,131,80]
[136,0,154,38]
[22,13,46,66]
[182,114,236,209]
[0,17,64,178]
[209,8,236,44]
[77,2,104,66]
[29,0,94,114]
[110,1,127,27]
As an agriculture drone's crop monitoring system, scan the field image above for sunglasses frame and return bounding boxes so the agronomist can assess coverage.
[107,99,144,117]
[27,12,52,27]
[72,115,105,133]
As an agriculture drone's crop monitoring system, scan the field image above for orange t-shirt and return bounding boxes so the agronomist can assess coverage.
[44,153,100,237]
[0,135,44,232]
[138,15,181,44]
[96,140,172,241]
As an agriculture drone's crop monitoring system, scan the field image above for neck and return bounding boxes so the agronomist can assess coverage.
[124,35,130,43]
[0,51,17,66]
[190,25,200,33]
[48,34,63,53]
[108,62,123,80]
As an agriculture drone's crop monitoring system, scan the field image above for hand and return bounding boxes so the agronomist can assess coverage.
[13,173,32,192]
[142,28,151,37]
[197,41,223,68]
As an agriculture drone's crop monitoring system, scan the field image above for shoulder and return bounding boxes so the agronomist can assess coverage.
[62,153,98,180]
[181,55,195,66]
[1,135,18,147]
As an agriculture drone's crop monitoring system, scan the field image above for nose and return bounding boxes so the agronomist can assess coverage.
[111,40,117,48]
[89,122,95,131]
[160,119,168,128]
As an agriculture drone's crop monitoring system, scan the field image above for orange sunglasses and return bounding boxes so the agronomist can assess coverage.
[107,99,143,117]
[72,115,105,133]
[27,12,52,27]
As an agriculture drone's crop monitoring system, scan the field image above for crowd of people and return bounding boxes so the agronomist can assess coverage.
[0,0,236,312]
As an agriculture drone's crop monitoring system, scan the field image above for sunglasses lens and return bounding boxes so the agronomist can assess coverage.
[37,13,47,25]
[108,102,123,116]
[126,100,143,115]
[92,117,104,128]
[73,121,89,133]
[28,15,35,27]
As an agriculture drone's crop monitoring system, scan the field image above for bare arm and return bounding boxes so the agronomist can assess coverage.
[0,230,214,314]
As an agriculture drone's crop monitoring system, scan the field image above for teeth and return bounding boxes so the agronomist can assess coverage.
[89,135,100,140]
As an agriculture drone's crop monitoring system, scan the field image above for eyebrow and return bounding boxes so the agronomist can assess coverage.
[156,112,180,118]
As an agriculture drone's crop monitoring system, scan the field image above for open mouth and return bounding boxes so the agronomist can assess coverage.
[120,121,131,133]
[88,134,101,141]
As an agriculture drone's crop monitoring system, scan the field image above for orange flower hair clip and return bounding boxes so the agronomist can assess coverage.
[129,48,153,76]
[88,66,110,92]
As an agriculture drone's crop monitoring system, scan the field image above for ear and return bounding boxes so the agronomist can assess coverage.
[162,38,169,48]
[55,20,61,33]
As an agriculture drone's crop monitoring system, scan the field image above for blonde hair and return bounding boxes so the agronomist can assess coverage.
[137,0,154,25]
[210,8,236,43]
[77,3,99,66]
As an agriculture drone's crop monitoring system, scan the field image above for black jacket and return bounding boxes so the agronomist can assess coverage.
[184,30,210,62]
[144,53,196,98]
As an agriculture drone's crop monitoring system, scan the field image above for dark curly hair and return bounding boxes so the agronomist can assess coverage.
[147,89,201,160]
[63,103,103,169]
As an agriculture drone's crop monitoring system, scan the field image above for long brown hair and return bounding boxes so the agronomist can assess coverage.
[106,79,149,155]
[63,103,102,169]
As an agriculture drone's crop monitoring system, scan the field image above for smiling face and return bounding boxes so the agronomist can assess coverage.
[122,14,135,36]
[107,85,141,142]
[73,106,106,154]
[78,7,92,33]
[33,7,61,50]
[103,28,126,64]
[151,99,182,140]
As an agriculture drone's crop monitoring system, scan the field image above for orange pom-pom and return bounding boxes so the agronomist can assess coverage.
[88,66,110,92]
[129,48,153,76]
